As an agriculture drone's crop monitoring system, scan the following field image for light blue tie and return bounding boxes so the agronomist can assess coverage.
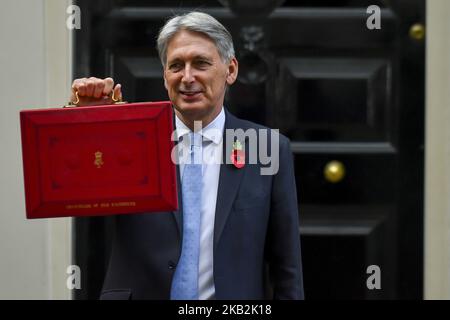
[171,132,202,300]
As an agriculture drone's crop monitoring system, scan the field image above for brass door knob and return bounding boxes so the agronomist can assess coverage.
[324,160,346,183]
[409,23,425,41]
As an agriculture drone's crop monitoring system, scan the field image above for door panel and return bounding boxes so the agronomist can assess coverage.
[275,58,391,142]
[295,153,396,205]
[74,0,424,299]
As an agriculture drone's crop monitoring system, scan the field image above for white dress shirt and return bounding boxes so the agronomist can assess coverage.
[175,107,225,300]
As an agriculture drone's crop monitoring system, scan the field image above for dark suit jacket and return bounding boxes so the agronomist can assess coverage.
[100,109,304,300]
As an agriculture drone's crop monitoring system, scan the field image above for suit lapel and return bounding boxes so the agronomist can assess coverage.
[214,110,246,247]
[171,163,183,238]
[171,108,183,237]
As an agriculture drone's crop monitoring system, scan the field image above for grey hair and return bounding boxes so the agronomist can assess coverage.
[156,11,235,66]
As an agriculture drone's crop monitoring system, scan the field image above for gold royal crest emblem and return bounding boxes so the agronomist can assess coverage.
[94,151,104,168]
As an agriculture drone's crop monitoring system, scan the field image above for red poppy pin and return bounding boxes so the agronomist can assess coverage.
[230,140,245,169]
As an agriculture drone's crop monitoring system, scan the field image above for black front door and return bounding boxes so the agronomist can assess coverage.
[74,0,424,299]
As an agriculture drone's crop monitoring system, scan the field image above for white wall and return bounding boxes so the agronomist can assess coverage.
[425,0,450,300]
[0,0,72,299]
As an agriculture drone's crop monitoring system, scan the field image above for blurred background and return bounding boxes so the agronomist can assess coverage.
[0,0,448,299]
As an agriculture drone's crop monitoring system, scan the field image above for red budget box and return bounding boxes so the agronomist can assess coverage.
[20,101,178,219]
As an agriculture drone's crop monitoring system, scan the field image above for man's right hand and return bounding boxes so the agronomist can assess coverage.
[70,77,122,106]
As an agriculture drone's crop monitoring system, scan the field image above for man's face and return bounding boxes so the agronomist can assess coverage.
[163,29,238,125]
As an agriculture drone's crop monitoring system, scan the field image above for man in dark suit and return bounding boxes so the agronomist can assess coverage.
[70,11,303,300]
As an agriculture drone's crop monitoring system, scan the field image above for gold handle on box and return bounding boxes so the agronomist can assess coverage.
[64,90,123,108]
